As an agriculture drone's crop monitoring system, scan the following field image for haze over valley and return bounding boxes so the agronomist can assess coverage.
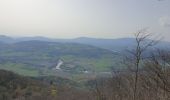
[0,0,170,100]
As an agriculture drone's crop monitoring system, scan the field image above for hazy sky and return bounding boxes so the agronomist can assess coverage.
[0,0,170,39]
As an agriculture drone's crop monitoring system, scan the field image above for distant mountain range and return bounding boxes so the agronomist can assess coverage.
[0,35,169,52]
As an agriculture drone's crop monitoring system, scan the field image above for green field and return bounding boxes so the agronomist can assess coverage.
[0,41,122,78]
[0,63,39,77]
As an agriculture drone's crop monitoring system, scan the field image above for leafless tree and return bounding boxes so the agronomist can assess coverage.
[126,29,159,100]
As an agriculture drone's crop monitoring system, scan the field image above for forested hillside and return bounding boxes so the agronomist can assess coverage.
[0,69,94,100]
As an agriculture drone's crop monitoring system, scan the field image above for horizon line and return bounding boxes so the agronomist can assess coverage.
[0,34,133,40]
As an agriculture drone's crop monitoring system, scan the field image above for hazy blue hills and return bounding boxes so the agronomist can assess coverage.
[0,35,169,52]
[0,35,136,52]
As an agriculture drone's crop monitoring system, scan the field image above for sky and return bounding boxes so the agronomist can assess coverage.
[0,0,170,40]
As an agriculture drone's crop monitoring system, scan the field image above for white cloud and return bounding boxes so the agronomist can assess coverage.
[159,16,170,27]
